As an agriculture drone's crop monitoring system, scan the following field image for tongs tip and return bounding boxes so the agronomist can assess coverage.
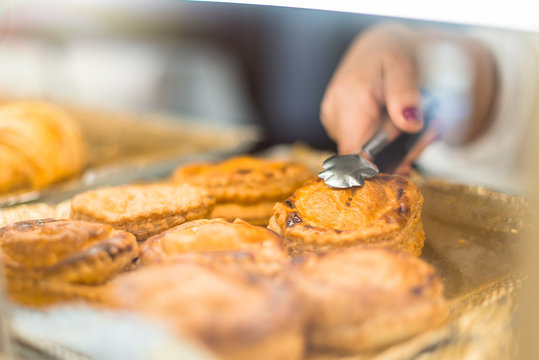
[318,153,378,189]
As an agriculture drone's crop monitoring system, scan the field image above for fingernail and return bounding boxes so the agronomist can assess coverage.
[402,107,422,124]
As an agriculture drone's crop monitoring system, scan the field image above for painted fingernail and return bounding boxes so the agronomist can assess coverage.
[402,107,422,124]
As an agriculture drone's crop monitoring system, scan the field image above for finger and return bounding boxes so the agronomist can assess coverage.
[320,93,339,142]
[379,116,404,143]
[394,125,441,177]
[382,52,423,134]
[335,90,380,154]
[403,126,441,164]
[394,162,412,177]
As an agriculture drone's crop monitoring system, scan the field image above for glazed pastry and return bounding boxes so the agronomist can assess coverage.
[70,184,215,241]
[292,247,448,353]
[105,263,305,360]
[0,219,137,306]
[0,101,85,193]
[268,175,425,255]
[140,218,289,276]
[172,156,313,225]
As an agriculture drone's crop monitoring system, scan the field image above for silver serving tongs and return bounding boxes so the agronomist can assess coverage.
[319,92,438,189]
[318,129,389,188]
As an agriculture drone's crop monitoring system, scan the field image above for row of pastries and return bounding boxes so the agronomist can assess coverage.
[0,101,86,194]
[0,101,448,359]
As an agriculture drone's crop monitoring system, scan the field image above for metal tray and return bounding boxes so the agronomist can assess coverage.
[0,146,527,360]
[0,105,258,208]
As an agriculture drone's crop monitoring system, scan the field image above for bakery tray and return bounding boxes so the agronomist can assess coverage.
[0,104,259,208]
[0,146,528,360]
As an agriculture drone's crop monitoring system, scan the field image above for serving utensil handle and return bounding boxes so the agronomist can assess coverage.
[367,92,438,173]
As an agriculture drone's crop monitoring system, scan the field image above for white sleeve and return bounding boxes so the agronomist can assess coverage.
[416,29,539,194]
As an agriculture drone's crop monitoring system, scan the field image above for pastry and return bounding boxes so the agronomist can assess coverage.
[0,218,137,306]
[140,218,289,276]
[268,175,425,255]
[0,101,85,194]
[70,184,215,241]
[105,262,305,360]
[208,201,278,227]
[292,247,448,353]
[172,156,313,225]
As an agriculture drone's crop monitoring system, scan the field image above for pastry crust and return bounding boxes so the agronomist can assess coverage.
[173,156,313,202]
[268,175,425,255]
[209,201,277,226]
[70,184,215,241]
[292,247,448,353]
[105,263,305,360]
[0,101,85,193]
[172,156,313,225]
[140,218,289,276]
[0,218,137,306]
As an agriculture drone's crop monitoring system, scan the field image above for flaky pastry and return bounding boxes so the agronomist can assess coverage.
[140,218,288,276]
[292,247,448,353]
[268,175,425,255]
[0,218,137,306]
[70,184,215,241]
[0,101,85,194]
[105,263,305,360]
[172,156,313,225]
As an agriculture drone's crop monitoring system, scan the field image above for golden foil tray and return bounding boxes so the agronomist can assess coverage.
[0,146,527,359]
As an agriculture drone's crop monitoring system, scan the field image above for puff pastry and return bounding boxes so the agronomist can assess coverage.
[0,218,137,306]
[292,247,448,353]
[140,218,288,276]
[70,184,215,241]
[105,263,305,360]
[172,156,313,225]
[268,175,425,255]
[0,101,85,194]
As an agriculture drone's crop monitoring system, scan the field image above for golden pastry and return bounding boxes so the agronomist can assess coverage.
[292,247,448,353]
[268,175,425,255]
[208,201,278,227]
[172,156,313,225]
[0,101,85,194]
[140,218,288,276]
[105,263,305,360]
[0,218,137,306]
[70,184,215,241]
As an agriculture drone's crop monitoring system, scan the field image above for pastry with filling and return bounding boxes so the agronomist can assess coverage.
[292,247,448,353]
[0,101,85,194]
[0,218,137,306]
[172,156,313,225]
[105,262,305,360]
[70,184,215,241]
[140,218,288,276]
[268,175,425,255]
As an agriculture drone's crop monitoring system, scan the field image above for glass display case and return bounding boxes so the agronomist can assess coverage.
[0,1,537,359]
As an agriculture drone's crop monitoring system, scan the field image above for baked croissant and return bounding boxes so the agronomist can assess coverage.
[0,101,85,194]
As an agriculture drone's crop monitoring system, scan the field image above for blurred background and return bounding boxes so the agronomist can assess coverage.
[0,0,466,151]
[0,0,537,157]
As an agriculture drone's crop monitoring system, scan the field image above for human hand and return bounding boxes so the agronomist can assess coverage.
[320,24,425,155]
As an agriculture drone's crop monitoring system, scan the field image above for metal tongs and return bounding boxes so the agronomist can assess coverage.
[318,128,390,188]
[319,92,438,188]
